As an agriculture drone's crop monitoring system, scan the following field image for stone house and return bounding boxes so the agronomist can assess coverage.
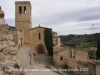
[53,46,71,68]
[53,47,89,68]
[88,60,100,75]
[53,46,97,75]
[96,60,100,75]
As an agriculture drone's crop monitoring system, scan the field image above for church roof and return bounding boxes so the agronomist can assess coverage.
[30,25,52,30]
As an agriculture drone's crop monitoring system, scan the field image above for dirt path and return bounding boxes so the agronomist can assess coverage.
[25,55,60,75]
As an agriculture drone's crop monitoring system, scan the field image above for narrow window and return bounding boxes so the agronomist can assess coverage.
[39,33,41,40]
[19,6,22,14]
[21,38,22,47]
[56,39,58,45]
[24,6,26,13]
[60,57,63,61]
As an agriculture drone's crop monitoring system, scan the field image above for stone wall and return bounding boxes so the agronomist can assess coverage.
[96,63,100,75]
[0,30,20,75]
[66,58,77,68]
[0,18,5,24]
[53,37,60,47]
[65,58,94,75]
[72,50,88,61]
[0,24,9,31]
[77,61,88,75]
[9,30,23,48]
[0,11,4,18]
[88,62,95,75]
[9,26,16,31]
[52,31,61,47]
[52,32,57,37]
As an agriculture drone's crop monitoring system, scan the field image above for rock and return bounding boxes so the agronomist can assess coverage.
[4,41,15,47]
[3,48,10,55]
[8,47,18,55]
[2,42,7,48]
[6,33,13,41]
[0,33,6,41]
[10,55,17,61]
[0,71,4,75]
[0,24,9,31]
[0,52,4,61]
[0,44,4,52]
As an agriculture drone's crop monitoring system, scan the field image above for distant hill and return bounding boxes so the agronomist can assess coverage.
[59,33,100,51]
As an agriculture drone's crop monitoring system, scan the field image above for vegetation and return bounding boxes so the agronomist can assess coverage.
[96,33,100,59]
[13,63,20,69]
[44,28,53,55]
[59,33,100,51]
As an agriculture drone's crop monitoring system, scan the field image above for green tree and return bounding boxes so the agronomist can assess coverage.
[44,28,53,55]
[96,33,100,60]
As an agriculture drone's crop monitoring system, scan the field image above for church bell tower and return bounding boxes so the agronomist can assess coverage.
[15,1,32,45]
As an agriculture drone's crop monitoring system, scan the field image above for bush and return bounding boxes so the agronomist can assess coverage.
[13,64,20,69]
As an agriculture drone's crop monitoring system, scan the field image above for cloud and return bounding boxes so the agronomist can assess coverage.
[1,0,100,35]
[77,15,100,22]
[77,6,100,22]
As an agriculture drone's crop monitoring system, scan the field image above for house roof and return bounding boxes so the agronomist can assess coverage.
[53,46,71,53]
[77,60,88,66]
[88,59,100,64]
[52,31,57,34]
[53,46,66,52]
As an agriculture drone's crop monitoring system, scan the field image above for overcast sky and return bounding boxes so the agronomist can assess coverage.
[1,0,100,35]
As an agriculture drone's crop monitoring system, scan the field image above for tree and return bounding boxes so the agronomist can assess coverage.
[44,28,53,55]
[96,33,100,60]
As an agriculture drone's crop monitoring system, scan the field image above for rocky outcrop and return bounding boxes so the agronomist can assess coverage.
[0,31,21,75]
[0,31,13,41]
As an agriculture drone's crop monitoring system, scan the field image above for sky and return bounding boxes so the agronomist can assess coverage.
[0,0,100,35]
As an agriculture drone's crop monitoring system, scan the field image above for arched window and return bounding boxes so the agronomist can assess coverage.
[19,6,22,14]
[24,6,26,13]
[39,33,41,40]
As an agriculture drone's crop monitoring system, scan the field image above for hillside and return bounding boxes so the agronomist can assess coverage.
[59,33,100,51]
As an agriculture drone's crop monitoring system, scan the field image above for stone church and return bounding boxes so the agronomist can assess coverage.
[0,1,60,55]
